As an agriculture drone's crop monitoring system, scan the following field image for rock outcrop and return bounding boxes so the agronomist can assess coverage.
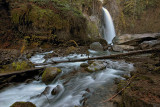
[113,33,160,45]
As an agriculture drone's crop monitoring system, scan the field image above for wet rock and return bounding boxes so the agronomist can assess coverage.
[41,86,51,95]
[10,102,36,107]
[140,40,160,49]
[90,42,103,51]
[51,85,62,95]
[30,86,51,99]
[44,52,58,59]
[88,60,94,64]
[98,38,108,47]
[80,63,89,68]
[112,45,135,52]
[86,61,106,72]
[113,33,160,46]
[25,79,33,84]
[42,67,62,85]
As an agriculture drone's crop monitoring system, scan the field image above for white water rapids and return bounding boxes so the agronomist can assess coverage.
[0,51,134,107]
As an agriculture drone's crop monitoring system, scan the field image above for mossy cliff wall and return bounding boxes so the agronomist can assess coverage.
[0,0,103,48]
[104,0,160,35]
[10,0,87,44]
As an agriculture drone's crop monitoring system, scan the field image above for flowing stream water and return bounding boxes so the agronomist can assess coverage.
[0,7,128,107]
[0,51,134,107]
[102,7,116,44]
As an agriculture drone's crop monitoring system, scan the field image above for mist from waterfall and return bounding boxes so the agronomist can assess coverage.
[102,7,116,44]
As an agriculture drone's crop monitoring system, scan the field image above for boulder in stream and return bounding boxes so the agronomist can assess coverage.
[86,61,106,72]
[42,67,62,85]
[113,33,160,46]
[80,63,89,68]
[140,40,160,49]
[112,45,135,52]
[90,42,103,51]
[10,102,36,107]
[51,85,62,95]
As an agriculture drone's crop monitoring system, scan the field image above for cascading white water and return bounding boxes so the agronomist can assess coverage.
[102,7,116,44]
[0,51,134,107]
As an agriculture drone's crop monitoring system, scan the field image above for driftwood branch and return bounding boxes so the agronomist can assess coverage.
[38,48,160,65]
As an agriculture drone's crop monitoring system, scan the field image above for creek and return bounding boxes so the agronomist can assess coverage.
[0,51,134,107]
[0,7,133,107]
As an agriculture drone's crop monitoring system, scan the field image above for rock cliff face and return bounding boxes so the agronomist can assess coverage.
[0,0,103,48]
[103,0,160,35]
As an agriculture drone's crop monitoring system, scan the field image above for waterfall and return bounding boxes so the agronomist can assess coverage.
[102,7,116,44]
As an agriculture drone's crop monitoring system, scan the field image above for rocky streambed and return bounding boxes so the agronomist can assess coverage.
[0,49,134,107]
[0,33,160,107]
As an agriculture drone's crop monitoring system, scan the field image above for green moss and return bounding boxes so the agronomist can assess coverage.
[94,68,98,71]
[93,62,97,66]
[87,22,99,38]
[122,0,160,17]
[42,67,62,84]
[85,67,92,72]
[57,68,62,73]
[11,3,69,30]
[42,68,47,81]
[29,4,69,30]
[12,61,32,71]
[11,4,28,24]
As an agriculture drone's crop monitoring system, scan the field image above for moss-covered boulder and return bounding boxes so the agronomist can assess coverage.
[80,63,89,68]
[86,61,106,72]
[10,102,36,107]
[42,67,62,85]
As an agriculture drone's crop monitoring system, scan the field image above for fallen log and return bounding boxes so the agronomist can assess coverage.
[37,48,160,65]
[0,67,45,84]
[0,67,45,78]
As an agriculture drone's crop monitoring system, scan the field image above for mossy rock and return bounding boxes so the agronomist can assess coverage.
[86,61,106,72]
[10,102,36,107]
[80,63,89,68]
[42,67,62,85]
[65,46,77,55]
